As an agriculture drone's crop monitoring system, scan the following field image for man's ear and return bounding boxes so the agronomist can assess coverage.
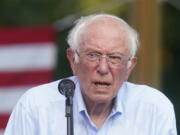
[66,48,77,75]
[128,57,137,72]
[125,57,137,80]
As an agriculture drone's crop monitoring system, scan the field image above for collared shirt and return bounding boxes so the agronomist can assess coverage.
[4,76,177,135]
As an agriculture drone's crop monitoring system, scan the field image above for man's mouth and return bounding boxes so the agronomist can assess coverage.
[94,81,111,86]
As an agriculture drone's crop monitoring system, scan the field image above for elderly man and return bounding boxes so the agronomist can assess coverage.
[4,13,177,135]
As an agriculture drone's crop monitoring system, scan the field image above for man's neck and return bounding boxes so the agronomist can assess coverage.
[85,99,114,128]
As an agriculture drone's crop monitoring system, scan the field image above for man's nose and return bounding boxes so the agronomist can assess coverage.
[97,57,109,75]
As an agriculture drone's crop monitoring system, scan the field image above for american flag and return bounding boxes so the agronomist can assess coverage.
[0,27,57,134]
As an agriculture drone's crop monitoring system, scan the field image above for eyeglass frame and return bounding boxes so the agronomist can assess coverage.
[74,50,132,68]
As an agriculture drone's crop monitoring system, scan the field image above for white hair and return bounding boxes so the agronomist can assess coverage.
[67,13,139,64]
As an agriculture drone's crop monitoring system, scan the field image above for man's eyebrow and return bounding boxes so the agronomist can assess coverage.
[85,50,102,54]
[108,52,125,56]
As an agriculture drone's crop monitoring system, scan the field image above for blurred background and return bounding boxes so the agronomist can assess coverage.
[0,0,179,134]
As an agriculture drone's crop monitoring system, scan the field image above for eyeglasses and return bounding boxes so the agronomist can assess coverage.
[75,50,131,68]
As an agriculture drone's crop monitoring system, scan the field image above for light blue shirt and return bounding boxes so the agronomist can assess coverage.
[4,76,177,135]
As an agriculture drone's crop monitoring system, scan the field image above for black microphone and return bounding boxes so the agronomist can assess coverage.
[58,79,75,98]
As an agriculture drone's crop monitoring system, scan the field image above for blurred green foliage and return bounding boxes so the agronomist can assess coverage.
[0,0,129,26]
[0,0,78,25]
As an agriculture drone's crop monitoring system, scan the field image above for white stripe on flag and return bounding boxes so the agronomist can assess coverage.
[0,86,34,113]
[0,43,57,72]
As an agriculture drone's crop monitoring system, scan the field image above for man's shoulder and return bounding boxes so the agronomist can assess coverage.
[122,82,174,110]
[17,76,77,109]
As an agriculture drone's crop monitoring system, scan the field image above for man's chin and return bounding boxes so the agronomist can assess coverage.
[91,95,112,104]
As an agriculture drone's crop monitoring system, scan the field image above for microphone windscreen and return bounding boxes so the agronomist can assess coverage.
[58,79,75,97]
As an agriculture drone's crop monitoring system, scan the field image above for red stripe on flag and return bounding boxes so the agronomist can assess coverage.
[0,70,54,87]
[0,26,56,45]
[0,114,10,130]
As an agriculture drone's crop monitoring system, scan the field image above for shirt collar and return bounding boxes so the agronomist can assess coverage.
[73,77,87,114]
[112,82,126,115]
